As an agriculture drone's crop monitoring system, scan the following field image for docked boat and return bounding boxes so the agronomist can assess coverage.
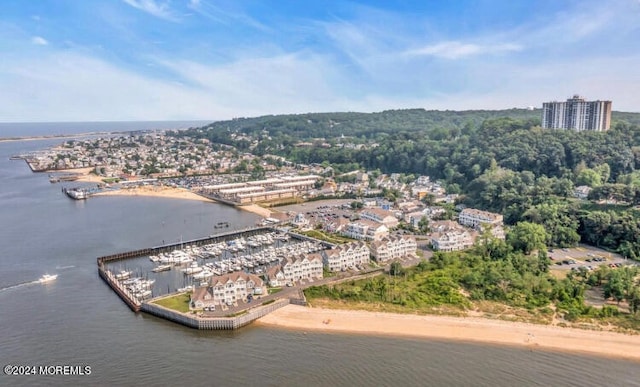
[63,187,88,200]
[152,264,172,273]
[177,285,194,292]
[38,274,58,283]
[115,270,132,280]
[181,262,203,274]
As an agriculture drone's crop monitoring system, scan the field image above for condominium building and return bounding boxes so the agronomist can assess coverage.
[322,242,370,272]
[190,272,265,309]
[458,208,503,230]
[280,253,324,282]
[431,230,475,252]
[359,208,399,228]
[342,220,389,241]
[370,235,417,263]
[542,95,612,131]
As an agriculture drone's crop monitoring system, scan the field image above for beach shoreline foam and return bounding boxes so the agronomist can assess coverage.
[257,304,640,362]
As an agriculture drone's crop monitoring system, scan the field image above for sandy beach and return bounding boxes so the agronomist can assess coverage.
[257,304,640,361]
[92,185,215,202]
[89,183,273,217]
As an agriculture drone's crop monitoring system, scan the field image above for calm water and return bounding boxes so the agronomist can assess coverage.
[0,135,639,386]
[0,120,212,138]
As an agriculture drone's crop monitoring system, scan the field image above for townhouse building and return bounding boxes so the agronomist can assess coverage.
[322,242,370,272]
[191,272,265,309]
[370,235,418,263]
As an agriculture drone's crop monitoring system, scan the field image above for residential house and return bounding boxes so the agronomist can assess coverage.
[190,286,216,310]
[574,185,592,200]
[265,266,286,287]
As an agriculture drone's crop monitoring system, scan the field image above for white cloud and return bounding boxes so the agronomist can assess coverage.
[0,51,359,122]
[122,0,177,21]
[31,36,48,46]
[405,41,522,59]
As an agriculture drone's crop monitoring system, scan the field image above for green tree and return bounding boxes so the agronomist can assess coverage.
[507,222,548,255]
[418,216,430,233]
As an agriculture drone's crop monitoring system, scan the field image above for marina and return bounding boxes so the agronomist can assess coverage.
[97,226,331,328]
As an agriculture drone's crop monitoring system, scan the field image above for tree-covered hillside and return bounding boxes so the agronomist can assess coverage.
[172,108,640,256]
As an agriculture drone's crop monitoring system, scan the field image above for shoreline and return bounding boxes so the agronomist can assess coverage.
[90,185,273,217]
[256,304,640,362]
[0,132,111,143]
[92,186,215,203]
[64,169,274,217]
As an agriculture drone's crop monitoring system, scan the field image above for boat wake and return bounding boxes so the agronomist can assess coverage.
[0,280,40,293]
[55,265,75,270]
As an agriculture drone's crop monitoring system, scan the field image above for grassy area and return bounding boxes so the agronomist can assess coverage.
[305,269,471,312]
[300,229,354,244]
[153,293,191,313]
[268,287,283,294]
[226,310,248,318]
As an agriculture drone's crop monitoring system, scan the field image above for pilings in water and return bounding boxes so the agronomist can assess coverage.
[98,266,141,312]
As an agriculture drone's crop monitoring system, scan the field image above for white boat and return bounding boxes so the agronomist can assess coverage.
[39,274,58,283]
[181,262,203,274]
[177,285,194,292]
[152,264,172,273]
[122,277,141,285]
[149,255,160,262]
[115,270,132,280]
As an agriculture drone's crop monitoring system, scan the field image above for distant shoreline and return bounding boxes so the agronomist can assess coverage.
[257,305,640,362]
[0,132,113,143]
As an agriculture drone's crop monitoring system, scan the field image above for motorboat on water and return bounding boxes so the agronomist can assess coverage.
[39,274,58,283]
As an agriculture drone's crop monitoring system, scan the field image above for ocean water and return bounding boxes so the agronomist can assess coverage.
[0,135,639,386]
[0,120,212,138]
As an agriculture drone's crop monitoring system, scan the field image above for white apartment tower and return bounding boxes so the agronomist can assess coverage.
[541,95,612,131]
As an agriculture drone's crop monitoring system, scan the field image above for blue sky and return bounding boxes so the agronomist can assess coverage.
[1,0,639,122]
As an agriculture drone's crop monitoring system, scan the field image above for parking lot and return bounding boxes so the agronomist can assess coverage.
[548,244,636,272]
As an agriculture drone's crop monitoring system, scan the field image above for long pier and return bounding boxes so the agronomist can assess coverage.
[96,226,275,266]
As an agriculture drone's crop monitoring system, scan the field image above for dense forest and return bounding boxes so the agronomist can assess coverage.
[173,108,640,258]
